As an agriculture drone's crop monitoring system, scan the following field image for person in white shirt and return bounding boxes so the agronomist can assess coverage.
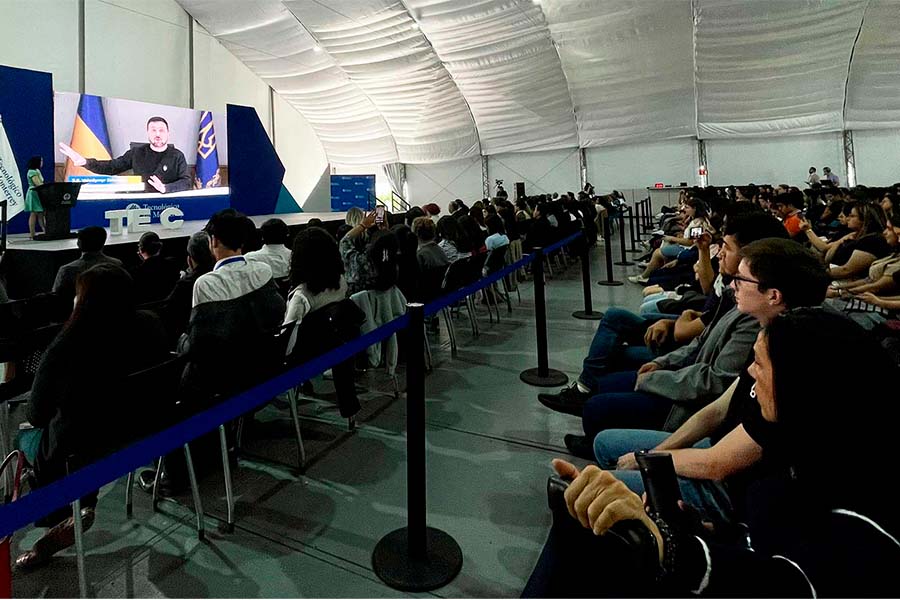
[244,218,292,279]
[806,166,821,186]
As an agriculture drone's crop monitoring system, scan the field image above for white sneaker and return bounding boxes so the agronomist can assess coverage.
[628,275,649,284]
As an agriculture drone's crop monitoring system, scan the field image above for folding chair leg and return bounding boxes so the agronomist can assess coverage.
[72,498,88,598]
[218,424,235,533]
[183,443,206,541]
[466,296,480,337]
[502,278,513,314]
[286,388,306,470]
[151,457,164,511]
[424,327,433,371]
[125,471,134,517]
[391,373,400,399]
[545,256,554,277]
[488,284,501,322]
[442,307,458,357]
[1,401,13,499]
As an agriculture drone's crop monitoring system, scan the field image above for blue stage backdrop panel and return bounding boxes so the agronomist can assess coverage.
[0,65,55,234]
[226,104,287,216]
[331,174,375,211]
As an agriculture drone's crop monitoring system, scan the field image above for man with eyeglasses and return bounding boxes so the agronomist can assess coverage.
[588,239,831,525]
[576,238,829,457]
[539,211,790,458]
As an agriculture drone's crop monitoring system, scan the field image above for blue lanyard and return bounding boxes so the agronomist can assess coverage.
[214,256,246,271]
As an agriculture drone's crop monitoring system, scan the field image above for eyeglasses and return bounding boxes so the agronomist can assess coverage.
[725,273,761,288]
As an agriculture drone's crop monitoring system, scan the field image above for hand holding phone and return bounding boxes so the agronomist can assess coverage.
[689,226,704,239]
[375,205,385,225]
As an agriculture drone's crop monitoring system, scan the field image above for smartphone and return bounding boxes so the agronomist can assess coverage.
[375,205,385,224]
[689,226,703,239]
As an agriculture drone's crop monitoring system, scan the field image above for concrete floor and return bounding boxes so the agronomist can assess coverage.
[10,233,647,598]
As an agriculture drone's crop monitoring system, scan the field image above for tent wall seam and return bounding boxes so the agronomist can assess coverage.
[841,0,871,131]
[285,1,401,163]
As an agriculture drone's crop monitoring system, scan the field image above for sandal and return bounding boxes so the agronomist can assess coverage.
[14,508,96,571]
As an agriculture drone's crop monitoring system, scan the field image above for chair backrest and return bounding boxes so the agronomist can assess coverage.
[465,252,488,284]
[289,299,365,364]
[484,245,510,275]
[442,258,471,292]
[417,265,449,303]
[126,354,189,434]
[0,293,68,341]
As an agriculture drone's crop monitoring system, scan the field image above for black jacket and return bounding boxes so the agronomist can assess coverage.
[85,143,191,193]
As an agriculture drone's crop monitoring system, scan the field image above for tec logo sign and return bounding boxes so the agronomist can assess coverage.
[104,206,185,235]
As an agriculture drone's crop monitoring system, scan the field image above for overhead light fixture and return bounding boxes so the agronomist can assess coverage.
[532,0,541,4]
[410,21,419,30]
[313,44,322,53]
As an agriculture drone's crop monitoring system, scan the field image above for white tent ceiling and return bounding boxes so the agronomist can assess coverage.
[178,0,900,166]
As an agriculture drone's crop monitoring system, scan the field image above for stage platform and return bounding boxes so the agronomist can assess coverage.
[1,212,347,298]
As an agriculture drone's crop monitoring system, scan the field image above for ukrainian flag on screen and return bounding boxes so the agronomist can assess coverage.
[65,94,112,180]
[195,111,220,188]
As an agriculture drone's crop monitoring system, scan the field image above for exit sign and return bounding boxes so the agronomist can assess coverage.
[654,182,664,189]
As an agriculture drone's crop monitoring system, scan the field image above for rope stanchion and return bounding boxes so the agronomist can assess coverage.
[572,234,602,321]
[519,248,569,387]
[614,212,634,266]
[627,205,640,253]
[597,213,623,287]
[372,303,463,592]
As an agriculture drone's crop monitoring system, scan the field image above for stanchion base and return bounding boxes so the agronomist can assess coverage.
[614,261,635,266]
[597,280,624,287]
[519,368,569,387]
[572,310,604,320]
[372,527,463,592]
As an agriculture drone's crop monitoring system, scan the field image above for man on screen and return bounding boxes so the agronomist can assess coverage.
[59,116,191,194]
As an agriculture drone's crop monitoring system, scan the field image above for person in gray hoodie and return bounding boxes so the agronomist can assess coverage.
[569,238,829,457]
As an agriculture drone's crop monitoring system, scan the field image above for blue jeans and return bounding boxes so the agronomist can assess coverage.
[593,429,734,522]
[581,371,673,440]
[579,308,670,392]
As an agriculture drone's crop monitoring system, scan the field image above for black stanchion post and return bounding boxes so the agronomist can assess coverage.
[597,212,623,287]
[520,249,569,386]
[372,303,463,592]
[644,197,653,231]
[572,236,603,321]
[614,212,634,266]
[627,206,640,253]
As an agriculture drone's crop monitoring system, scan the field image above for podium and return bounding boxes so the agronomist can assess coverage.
[35,182,81,240]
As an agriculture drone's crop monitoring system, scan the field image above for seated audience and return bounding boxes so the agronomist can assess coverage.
[340,210,379,294]
[538,212,788,420]
[423,203,441,219]
[525,309,900,598]
[244,218,292,279]
[435,215,472,262]
[558,239,829,458]
[52,226,122,303]
[180,209,286,402]
[131,231,180,303]
[770,190,805,238]
[882,191,895,219]
[284,227,349,353]
[801,202,889,281]
[17,264,168,569]
[162,231,215,341]
[484,215,510,251]
[412,216,450,271]
[629,197,713,284]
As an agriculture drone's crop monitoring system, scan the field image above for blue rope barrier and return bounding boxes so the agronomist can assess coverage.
[543,231,582,255]
[0,314,409,539]
[0,232,585,538]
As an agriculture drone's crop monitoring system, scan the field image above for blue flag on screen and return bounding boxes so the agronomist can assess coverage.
[194,111,220,188]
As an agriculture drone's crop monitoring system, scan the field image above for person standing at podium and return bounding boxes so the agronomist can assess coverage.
[24,155,46,239]
[58,116,191,194]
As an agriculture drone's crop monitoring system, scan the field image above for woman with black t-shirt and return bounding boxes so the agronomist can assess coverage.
[525,309,900,598]
[801,203,889,281]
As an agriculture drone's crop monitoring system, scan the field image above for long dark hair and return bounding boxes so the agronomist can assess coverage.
[27,156,42,170]
[762,309,898,516]
[436,215,472,253]
[60,264,138,359]
[290,227,344,293]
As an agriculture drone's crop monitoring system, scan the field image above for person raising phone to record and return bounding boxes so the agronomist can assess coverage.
[59,116,191,194]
